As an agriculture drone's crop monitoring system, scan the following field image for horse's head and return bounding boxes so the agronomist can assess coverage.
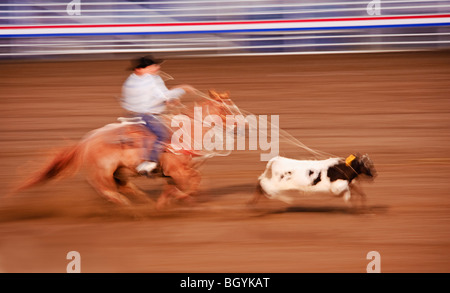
[206,89,242,120]
[355,153,377,179]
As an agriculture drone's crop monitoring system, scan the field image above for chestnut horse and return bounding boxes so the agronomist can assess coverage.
[15,90,240,209]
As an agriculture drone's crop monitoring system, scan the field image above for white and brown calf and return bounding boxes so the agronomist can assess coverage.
[250,154,376,206]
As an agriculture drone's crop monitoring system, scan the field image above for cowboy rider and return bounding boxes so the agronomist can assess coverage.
[121,55,195,175]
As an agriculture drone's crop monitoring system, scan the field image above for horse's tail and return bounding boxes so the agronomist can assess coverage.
[14,142,85,192]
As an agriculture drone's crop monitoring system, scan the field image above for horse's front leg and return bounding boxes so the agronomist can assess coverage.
[155,176,191,210]
[183,168,201,197]
[156,181,176,210]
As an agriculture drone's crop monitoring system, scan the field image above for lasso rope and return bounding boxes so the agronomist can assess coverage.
[161,93,233,159]
[192,89,337,159]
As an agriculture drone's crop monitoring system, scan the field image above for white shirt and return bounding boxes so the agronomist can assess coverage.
[121,73,185,114]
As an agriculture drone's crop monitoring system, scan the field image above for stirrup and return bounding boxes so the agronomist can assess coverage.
[136,161,159,177]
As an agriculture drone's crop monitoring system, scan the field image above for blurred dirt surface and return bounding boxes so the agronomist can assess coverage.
[0,51,449,272]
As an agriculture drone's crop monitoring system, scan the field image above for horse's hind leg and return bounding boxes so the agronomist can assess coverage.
[120,181,152,204]
[114,167,152,204]
[87,169,131,206]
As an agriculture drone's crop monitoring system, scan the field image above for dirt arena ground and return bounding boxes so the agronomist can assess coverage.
[0,51,449,273]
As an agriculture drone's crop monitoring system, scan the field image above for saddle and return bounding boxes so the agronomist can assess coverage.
[116,116,201,157]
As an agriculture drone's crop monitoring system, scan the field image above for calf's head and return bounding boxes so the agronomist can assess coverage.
[354,153,377,179]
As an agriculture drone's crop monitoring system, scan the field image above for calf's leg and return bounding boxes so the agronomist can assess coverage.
[350,181,367,209]
[247,181,265,205]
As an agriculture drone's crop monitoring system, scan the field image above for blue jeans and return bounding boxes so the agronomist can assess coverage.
[137,114,169,163]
